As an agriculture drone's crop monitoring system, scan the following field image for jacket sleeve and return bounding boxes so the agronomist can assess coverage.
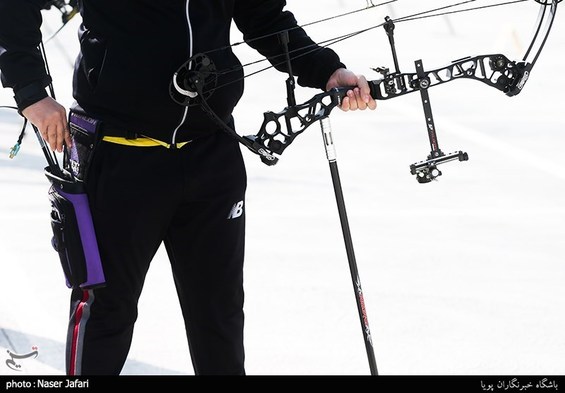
[0,0,52,111]
[233,0,345,91]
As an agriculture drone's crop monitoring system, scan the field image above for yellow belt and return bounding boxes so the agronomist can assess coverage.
[102,136,191,149]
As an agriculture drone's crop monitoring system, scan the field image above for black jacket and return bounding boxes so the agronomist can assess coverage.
[0,0,345,143]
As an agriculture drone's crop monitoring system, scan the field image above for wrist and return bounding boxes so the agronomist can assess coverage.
[14,78,51,113]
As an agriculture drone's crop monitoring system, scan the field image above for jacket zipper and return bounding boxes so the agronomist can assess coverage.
[171,0,193,147]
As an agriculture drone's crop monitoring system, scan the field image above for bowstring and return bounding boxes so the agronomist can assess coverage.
[394,0,529,23]
[205,0,397,57]
[213,23,386,85]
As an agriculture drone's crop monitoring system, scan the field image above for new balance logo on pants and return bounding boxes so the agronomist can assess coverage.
[227,201,244,220]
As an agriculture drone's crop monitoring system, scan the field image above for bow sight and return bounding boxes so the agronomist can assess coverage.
[372,16,470,183]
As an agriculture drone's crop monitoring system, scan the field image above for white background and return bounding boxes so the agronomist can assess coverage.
[1,0,564,376]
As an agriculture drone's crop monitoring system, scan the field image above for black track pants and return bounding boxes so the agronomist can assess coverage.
[66,131,247,375]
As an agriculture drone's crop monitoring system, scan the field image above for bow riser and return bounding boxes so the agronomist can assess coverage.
[252,88,349,156]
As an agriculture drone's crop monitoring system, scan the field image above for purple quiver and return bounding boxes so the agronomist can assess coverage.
[44,111,105,289]
[46,168,105,289]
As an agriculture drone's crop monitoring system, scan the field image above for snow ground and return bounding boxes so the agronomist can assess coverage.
[0,0,564,377]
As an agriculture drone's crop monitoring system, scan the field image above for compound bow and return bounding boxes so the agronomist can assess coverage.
[171,0,560,183]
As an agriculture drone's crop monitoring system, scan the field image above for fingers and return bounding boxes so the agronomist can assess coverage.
[341,86,377,112]
[337,74,377,112]
[345,89,362,111]
[40,111,69,153]
[358,75,377,110]
[64,125,73,150]
[326,68,377,111]
[51,123,70,152]
[22,97,70,153]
